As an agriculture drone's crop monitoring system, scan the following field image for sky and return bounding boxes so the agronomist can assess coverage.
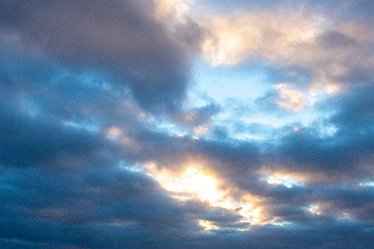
[0,0,373,248]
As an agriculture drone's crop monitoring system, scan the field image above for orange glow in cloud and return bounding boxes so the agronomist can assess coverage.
[201,11,324,66]
[145,162,269,229]
[153,0,190,23]
[198,219,219,231]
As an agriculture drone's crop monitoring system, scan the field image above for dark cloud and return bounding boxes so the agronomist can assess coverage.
[0,0,202,112]
[261,82,374,179]
[0,165,200,249]
[0,0,373,248]
[1,162,373,249]
[318,30,358,48]
[0,67,119,169]
[330,83,374,134]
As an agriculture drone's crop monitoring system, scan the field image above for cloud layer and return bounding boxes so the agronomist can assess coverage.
[0,1,373,248]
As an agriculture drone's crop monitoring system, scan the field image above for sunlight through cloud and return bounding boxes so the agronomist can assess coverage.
[145,162,268,229]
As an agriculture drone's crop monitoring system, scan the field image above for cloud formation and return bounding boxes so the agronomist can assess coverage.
[0,1,373,249]
[0,0,202,112]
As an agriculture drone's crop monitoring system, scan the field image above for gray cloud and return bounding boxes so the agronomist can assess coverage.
[0,1,373,248]
[0,0,202,112]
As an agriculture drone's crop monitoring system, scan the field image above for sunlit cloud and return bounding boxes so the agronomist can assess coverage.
[261,169,329,186]
[153,0,200,51]
[307,204,322,216]
[266,175,302,188]
[309,81,344,105]
[153,0,195,32]
[145,162,269,228]
[198,219,219,231]
[105,126,141,151]
[1,0,374,248]
[201,10,324,66]
[275,84,307,112]
[146,164,223,203]
[193,125,209,136]
[154,0,190,22]
[106,127,122,140]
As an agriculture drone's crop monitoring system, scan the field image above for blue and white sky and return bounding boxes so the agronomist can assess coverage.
[0,1,373,248]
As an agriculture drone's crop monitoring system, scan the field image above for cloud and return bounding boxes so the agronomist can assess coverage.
[201,9,323,66]
[0,1,373,248]
[0,0,202,113]
[0,166,200,249]
[198,0,374,106]
[257,84,307,112]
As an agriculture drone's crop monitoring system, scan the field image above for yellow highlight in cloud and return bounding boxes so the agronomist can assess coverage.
[275,84,306,112]
[145,163,268,228]
[146,164,224,204]
[153,0,190,23]
[201,11,323,66]
[198,219,219,231]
